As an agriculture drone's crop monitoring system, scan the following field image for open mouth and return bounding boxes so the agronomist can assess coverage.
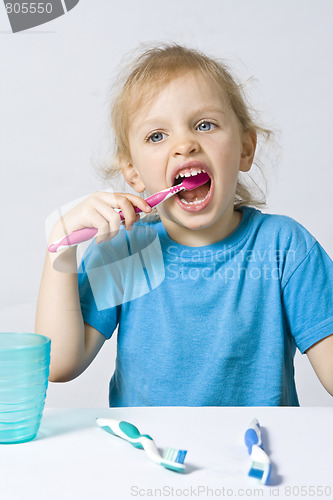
[172,168,213,212]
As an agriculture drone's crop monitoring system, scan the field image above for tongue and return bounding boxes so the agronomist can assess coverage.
[179,182,210,202]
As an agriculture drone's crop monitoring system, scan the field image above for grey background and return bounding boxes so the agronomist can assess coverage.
[0,0,332,407]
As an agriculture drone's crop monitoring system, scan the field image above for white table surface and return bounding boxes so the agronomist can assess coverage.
[0,407,332,500]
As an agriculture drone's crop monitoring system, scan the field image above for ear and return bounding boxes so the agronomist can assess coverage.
[240,129,257,172]
[121,162,146,193]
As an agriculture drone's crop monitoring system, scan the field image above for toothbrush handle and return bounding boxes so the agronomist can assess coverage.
[244,418,261,453]
[97,418,163,464]
[96,418,152,444]
[48,227,98,253]
[48,186,183,253]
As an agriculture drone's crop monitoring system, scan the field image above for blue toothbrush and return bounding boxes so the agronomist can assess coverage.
[96,418,187,473]
[244,418,271,485]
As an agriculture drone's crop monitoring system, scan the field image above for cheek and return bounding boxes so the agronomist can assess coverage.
[138,166,164,193]
[133,153,166,184]
[214,135,243,167]
[130,142,156,168]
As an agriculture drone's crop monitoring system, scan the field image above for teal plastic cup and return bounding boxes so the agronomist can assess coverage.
[0,332,51,444]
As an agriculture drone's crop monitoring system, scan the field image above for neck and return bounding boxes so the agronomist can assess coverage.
[160,206,242,247]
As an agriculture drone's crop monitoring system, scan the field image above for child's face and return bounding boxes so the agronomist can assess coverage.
[124,71,255,242]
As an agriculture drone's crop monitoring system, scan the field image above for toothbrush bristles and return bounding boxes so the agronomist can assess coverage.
[248,467,264,480]
[163,447,187,464]
[176,449,188,464]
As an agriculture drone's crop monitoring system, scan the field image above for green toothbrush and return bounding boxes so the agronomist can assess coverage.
[96,418,187,473]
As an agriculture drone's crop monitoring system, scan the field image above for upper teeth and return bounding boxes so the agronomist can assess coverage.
[175,169,206,180]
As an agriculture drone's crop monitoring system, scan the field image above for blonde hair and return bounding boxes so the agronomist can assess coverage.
[99,42,274,211]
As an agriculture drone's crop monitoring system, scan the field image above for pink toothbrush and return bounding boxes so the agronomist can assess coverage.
[48,171,210,253]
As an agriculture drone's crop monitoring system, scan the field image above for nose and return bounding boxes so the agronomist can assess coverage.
[171,131,200,158]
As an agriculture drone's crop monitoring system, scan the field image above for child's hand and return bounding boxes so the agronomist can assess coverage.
[49,191,152,246]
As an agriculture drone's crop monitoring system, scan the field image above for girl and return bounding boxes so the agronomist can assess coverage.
[35,43,333,406]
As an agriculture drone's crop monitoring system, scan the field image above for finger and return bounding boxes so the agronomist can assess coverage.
[120,193,152,214]
[114,196,142,231]
[100,193,146,230]
[90,200,121,243]
[80,210,116,244]
[95,192,152,214]
[88,191,152,234]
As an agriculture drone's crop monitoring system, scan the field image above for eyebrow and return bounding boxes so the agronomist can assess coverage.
[192,106,226,116]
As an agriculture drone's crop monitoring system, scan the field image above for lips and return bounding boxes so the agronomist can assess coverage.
[171,161,213,212]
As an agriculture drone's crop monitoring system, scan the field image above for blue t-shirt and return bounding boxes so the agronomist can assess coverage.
[78,206,333,406]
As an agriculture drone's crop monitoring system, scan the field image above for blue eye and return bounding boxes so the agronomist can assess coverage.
[197,121,215,132]
[148,132,164,143]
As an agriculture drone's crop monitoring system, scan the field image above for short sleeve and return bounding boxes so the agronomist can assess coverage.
[77,222,164,339]
[282,241,333,353]
[78,244,120,340]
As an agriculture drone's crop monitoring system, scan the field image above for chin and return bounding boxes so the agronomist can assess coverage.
[177,210,219,231]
